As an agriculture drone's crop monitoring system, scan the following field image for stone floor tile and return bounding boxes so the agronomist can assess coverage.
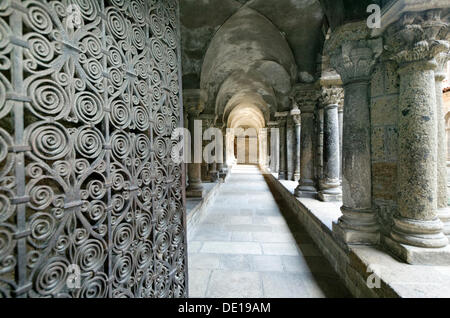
[262,243,300,256]
[189,253,220,270]
[252,232,296,243]
[219,254,253,271]
[207,271,263,298]
[261,272,310,298]
[252,255,284,272]
[188,269,211,298]
[201,241,263,255]
[188,165,350,298]
[192,229,231,242]
[231,232,253,241]
[188,241,203,254]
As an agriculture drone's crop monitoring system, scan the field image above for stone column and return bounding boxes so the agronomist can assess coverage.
[294,84,319,198]
[286,117,295,180]
[316,105,324,184]
[268,122,279,174]
[291,105,301,181]
[326,22,382,244]
[259,128,268,169]
[209,161,219,182]
[338,101,344,182]
[319,87,343,202]
[436,52,450,238]
[184,90,206,198]
[220,127,228,178]
[384,11,449,252]
[276,114,288,180]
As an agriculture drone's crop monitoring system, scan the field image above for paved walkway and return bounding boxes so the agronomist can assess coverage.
[188,165,351,298]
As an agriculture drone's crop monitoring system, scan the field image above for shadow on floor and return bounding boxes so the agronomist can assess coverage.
[262,172,352,298]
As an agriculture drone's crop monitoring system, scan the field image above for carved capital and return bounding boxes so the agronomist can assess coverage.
[290,105,301,126]
[436,51,450,81]
[385,10,449,67]
[319,86,344,107]
[292,84,319,113]
[183,89,207,115]
[325,22,383,84]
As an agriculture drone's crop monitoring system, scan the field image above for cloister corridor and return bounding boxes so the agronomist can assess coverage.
[188,165,351,298]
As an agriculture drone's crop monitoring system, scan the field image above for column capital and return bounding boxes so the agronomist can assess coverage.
[290,105,301,126]
[319,86,344,108]
[274,112,288,124]
[325,21,383,84]
[292,83,319,113]
[384,10,449,68]
[436,51,450,81]
[183,89,207,115]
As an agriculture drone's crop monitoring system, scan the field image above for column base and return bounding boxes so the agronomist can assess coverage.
[278,171,287,180]
[294,173,300,182]
[333,221,380,246]
[390,217,448,248]
[384,236,450,265]
[332,206,380,245]
[318,183,342,202]
[294,185,318,199]
[186,189,205,198]
[210,172,219,183]
[318,190,342,202]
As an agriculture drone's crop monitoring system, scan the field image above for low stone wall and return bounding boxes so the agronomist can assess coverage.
[263,172,450,298]
[186,173,229,241]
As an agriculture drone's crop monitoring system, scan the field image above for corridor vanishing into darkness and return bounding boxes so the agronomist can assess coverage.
[188,165,351,298]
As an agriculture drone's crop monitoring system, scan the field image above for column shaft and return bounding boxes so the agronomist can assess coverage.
[436,53,450,237]
[391,61,447,247]
[277,118,287,179]
[295,103,318,198]
[319,103,342,201]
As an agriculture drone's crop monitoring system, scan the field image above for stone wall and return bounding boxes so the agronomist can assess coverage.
[370,60,400,236]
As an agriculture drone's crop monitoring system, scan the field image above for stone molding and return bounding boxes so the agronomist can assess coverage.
[290,105,301,126]
[292,83,319,113]
[319,86,344,107]
[183,88,207,115]
[384,10,449,67]
[372,0,450,37]
[436,51,450,80]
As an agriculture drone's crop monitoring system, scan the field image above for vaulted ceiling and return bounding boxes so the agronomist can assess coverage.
[180,0,390,122]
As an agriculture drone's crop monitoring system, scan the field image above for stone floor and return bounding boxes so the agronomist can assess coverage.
[188,165,351,298]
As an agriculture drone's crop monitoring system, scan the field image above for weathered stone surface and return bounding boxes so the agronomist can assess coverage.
[372,163,398,201]
[293,84,319,198]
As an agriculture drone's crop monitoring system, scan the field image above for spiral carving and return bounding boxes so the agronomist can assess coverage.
[0,0,185,299]
[75,127,104,159]
[30,123,71,161]
[75,91,104,125]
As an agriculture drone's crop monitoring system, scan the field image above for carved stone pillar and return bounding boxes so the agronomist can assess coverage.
[291,105,302,182]
[209,162,219,182]
[276,113,288,180]
[268,122,279,173]
[220,127,228,178]
[286,117,295,180]
[319,87,343,202]
[184,89,206,198]
[338,101,344,182]
[316,104,324,184]
[383,11,449,252]
[326,22,382,244]
[294,84,319,198]
[259,128,268,169]
[436,52,450,237]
